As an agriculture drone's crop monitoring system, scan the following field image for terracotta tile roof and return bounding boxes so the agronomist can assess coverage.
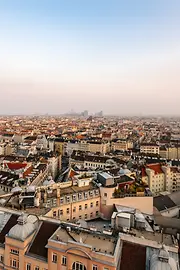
[120,241,146,270]
[147,163,163,174]
[170,167,180,173]
[69,168,79,178]
[23,165,33,178]
[142,163,164,177]
[5,162,27,171]
[76,135,85,139]
[141,167,147,177]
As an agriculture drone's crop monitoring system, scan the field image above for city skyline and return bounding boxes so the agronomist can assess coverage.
[0,0,180,115]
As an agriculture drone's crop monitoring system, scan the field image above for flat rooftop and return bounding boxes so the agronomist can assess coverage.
[52,226,116,255]
[98,172,113,179]
[60,182,98,196]
[130,228,175,247]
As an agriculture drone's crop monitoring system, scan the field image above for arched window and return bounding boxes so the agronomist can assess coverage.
[72,262,87,270]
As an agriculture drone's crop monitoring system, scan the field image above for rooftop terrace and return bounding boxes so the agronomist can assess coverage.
[52,225,117,255]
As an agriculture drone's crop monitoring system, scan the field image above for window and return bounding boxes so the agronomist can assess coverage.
[73,207,76,213]
[85,214,88,219]
[96,211,99,216]
[52,253,57,263]
[79,205,82,211]
[93,265,98,270]
[85,204,88,209]
[72,262,87,270]
[67,208,70,214]
[59,209,63,215]
[10,249,19,255]
[79,216,82,219]
[35,267,39,270]
[84,192,88,199]
[0,255,3,263]
[90,202,93,208]
[60,198,64,204]
[104,193,107,197]
[62,256,67,266]
[96,201,99,206]
[26,264,31,270]
[79,193,82,199]
[73,194,76,201]
[90,213,93,218]
[11,259,18,269]
[53,199,57,206]
[53,211,56,217]
[66,196,70,203]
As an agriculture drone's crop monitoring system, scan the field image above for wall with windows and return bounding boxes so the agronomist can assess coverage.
[24,256,48,270]
[48,239,117,270]
[4,232,36,270]
[46,197,100,222]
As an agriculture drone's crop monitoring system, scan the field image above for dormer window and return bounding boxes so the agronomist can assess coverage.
[10,249,19,255]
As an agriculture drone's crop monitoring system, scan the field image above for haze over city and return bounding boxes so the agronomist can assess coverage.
[0,0,180,115]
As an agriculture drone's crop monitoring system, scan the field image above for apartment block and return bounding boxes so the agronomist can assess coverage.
[140,144,159,155]
[44,182,100,222]
[111,140,133,151]
[0,211,121,270]
[142,163,180,194]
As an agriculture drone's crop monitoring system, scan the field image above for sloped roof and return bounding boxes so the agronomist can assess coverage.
[5,162,27,170]
[28,221,59,259]
[168,191,180,206]
[147,164,163,174]
[142,163,164,177]
[153,195,176,211]
[0,214,19,244]
[120,241,146,270]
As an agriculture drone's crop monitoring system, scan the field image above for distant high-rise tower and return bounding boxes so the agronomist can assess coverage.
[99,111,103,117]
[95,111,103,117]
[82,110,88,117]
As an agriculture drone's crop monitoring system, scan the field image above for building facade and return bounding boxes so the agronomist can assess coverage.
[0,211,121,270]
[140,144,160,155]
[142,163,180,194]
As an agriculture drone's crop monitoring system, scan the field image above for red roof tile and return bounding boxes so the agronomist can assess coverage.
[69,169,79,178]
[141,167,147,177]
[23,166,33,178]
[5,162,27,170]
[170,167,180,173]
[142,163,164,177]
[147,163,163,174]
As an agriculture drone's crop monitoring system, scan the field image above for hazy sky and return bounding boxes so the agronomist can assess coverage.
[0,0,180,115]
